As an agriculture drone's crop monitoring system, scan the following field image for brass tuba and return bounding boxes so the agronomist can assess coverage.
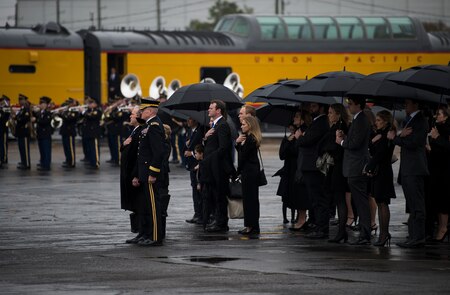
[223,72,244,98]
[120,74,142,98]
[167,79,182,98]
[149,76,167,98]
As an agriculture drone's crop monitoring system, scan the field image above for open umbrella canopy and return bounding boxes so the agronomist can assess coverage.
[256,103,300,127]
[243,80,306,104]
[295,71,366,97]
[162,82,243,111]
[387,64,450,95]
[346,71,447,108]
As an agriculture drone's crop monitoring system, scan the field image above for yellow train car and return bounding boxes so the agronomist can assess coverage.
[1,15,449,105]
[83,15,450,104]
[0,22,84,105]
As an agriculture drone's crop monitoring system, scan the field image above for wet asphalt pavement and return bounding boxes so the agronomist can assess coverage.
[0,137,449,294]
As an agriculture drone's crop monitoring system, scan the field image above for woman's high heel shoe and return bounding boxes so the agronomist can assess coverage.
[371,224,378,236]
[328,232,348,243]
[346,217,356,230]
[373,234,391,247]
[433,231,449,243]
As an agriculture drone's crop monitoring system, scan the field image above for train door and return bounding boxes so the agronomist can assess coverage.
[107,53,125,101]
[200,67,232,84]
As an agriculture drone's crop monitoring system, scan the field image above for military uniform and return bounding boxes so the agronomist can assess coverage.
[35,96,53,171]
[106,107,126,165]
[0,95,10,167]
[82,105,102,168]
[15,94,31,169]
[60,106,80,168]
[134,99,165,246]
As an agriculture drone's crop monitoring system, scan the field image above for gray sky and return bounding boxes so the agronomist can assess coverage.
[1,0,449,30]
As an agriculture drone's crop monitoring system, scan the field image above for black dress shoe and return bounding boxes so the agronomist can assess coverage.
[37,167,50,171]
[289,223,308,232]
[185,217,199,224]
[396,239,425,248]
[205,225,229,233]
[238,227,249,234]
[138,239,163,246]
[349,237,371,245]
[125,234,144,244]
[305,231,329,239]
[17,164,30,170]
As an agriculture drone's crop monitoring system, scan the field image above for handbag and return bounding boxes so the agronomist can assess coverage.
[229,178,243,199]
[257,149,268,186]
[316,152,334,175]
[227,197,244,219]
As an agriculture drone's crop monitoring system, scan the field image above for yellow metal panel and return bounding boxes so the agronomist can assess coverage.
[0,48,84,105]
[28,51,39,63]
[119,51,450,97]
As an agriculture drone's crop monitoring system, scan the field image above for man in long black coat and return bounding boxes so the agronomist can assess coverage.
[295,103,329,239]
[388,98,429,248]
[203,99,235,232]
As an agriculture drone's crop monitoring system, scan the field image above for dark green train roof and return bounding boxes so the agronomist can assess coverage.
[0,22,83,49]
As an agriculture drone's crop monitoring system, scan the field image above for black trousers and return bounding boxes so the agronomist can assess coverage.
[140,182,162,242]
[86,137,100,167]
[62,135,76,166]
[303,171,328,233]
[348,175,371,240]
[107,133,121,163]
[401,175,426,241]
[17,136,30,167]
[37,138,52,169]
[190,170,203,219]
[242,171,260,228]
[0,130,8,164]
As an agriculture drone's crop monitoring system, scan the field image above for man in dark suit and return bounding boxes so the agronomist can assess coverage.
[134,98,165,246]
[336,97,371,245]
[108,67,121,99]
[295,103,329,239]
[388,98,429,248]
[184,117,205,224]
[203,99,234,232]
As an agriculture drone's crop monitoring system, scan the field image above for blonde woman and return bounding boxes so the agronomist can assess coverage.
[236,116,262,236]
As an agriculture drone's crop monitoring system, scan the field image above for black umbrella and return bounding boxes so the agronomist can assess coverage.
[243,80,306,104]
[295,71,366,97]
[387,64,450,95]
[256,103,300,127]
[162,83,243,111]
[346,71,445,108]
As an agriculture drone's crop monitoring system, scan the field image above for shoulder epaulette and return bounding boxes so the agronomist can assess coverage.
[150,122,159,126]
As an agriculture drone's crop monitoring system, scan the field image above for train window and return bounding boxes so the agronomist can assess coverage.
[215,18,235,33]
[387,17,416,39]
[361,17,391,39]
[284,17,312,40]
[231,18,250,37]
[310,17,338,40]
[336,17,364,39]
[256,16,286,40]
[9,65,36,74]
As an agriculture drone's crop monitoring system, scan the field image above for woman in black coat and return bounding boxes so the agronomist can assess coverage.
[276,110,311,230]
[120,106,143,236]
[428,106,450,242]
[317,103,349,243]
[235,116,262,236]
[365,110,396,247]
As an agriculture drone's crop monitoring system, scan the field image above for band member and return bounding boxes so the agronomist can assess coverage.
[60,98,80,168]
[82,98,102,169]
[105,98,126,166]
[15,94,31,170]
[34,96,53,171]
[0,95,11,168]
[122,106,144,240]
[133,97,165,246]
